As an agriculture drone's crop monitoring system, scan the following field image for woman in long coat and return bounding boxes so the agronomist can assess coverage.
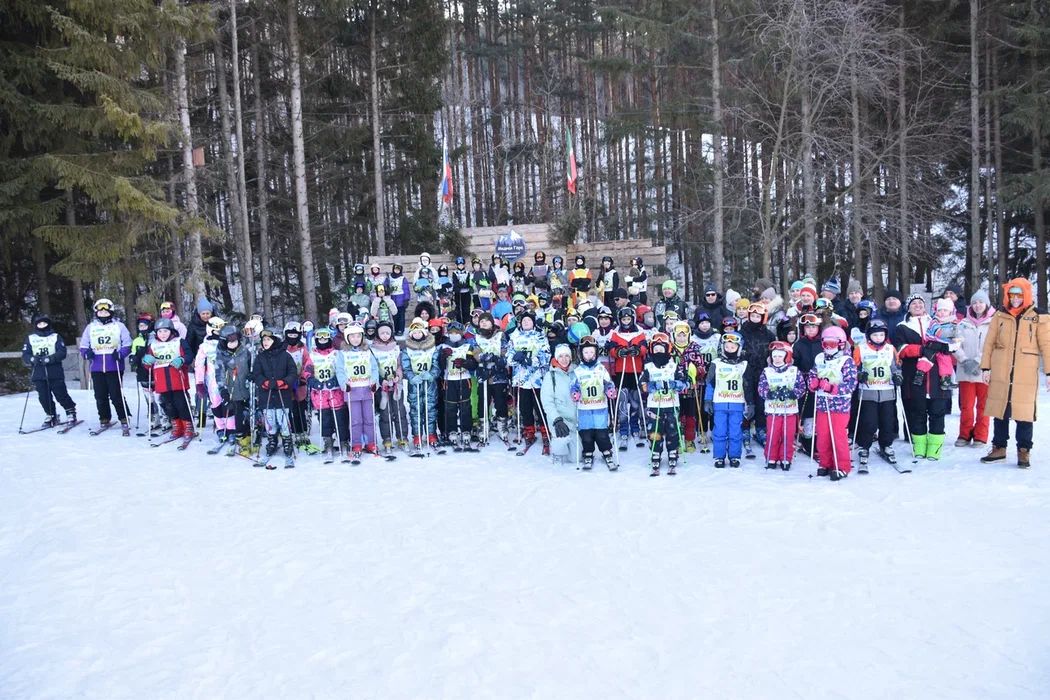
[979,278,1050,468]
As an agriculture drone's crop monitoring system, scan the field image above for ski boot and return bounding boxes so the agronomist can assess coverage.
[261,434,279,469]
[755,427,767,447]
[540,428,550,456]
[879,446,897,464]
[397,439,409,452]
[228,434,248,457]
[383,439,393,453]
[714,458,726,469]
[601,450,617,471]
[282,435,295,468]
[729,458,741,468]
[858,447,869,473]
[322,437,335,463]
[816,467,829,477]
[649,453,661,477]
[65,408,78,425]
[120,421,131,436]
[780,461,792,471]
[41,414,59,429]
[581,452,594,471]
[829,468,848,481]
[765,460,777,470]
[617,433,629,451]
[683,440,696,453]
[667,450,678,475]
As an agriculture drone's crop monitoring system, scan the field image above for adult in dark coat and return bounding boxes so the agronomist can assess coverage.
[879,289,907,344]
[186,298,214,362]
[694,282,730,330]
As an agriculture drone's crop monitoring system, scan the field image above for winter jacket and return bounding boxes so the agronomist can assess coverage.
[695,293,730,330]
[507,328,550,389]
[654,294,687,327]
[979,278,1050,423]
[130,333,152,385]
[341,343,380,392]
[792,335,823,375]
[145,333,192,394]
[250,338,299,409]
[527,264,550,292]
[608,326,648,374]
[808,351,858,414]
[208,344,252,406]
[705,358,752,406]
[956,306,994,383]
[186,312,209,361]
[757,364,808,413]
[473,328,509,384]
[896,314,953,402]
[740,319,774,383]
[389,274,411,309]
[194,335,220,389]
[79,318,132,373]
[541,362,578,430]
[284,341,314,402]
[401,334,441,386]
[625,266,648,299]
[370,296,397,323]
[308,347,348,410]
[23,329,69,382]
[879,306,907,343]
[852,341,900,403]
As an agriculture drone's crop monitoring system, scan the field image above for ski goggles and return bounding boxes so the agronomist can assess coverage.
[814,298,833,311]
[800,313,820,326]
[259,329,277,341]
[160,301,174,312]
[721,331,743,345]
[314,328,333,341]
[93,301,113,312]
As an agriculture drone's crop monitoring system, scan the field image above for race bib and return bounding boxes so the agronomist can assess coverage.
[29,334,58,358]
[764,366,798,414]
[344,351,372,387]
[313,352,338,384]
[859,345,893,389]
[576,366,607,408]
[89,325,118,353]
[714,362,747,403]
[150,339,180,368]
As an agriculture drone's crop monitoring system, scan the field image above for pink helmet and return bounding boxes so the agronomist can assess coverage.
[821,325,847,349]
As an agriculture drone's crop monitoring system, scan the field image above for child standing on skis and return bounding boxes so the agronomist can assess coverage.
[341,322,380,459]
[371,320,409,453]
[852,319,903,469]
[307,327,349,461]
[401,317,441,451]
[508,311,551,454]
[808,325,859,480]
[79,298,133,434]
[251,328,299,468]
[130,313,164,432]
[473,311,510,442]
[206,325,252,455]
[22,313,77,429]
[282,321,314,450]
[671,320,704,453]
[640,333,687,476]
[609,306,648,450]
[705,331,750,468]
[757,340,807,470]
[439,321,478,451]
[569,336,618,470]
[141,318,195,441]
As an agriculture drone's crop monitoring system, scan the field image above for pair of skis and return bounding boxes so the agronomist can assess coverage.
[19,419,84,436]
[89,422,129,437]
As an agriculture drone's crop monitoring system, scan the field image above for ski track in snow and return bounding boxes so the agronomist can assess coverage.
[1,389,1048,699]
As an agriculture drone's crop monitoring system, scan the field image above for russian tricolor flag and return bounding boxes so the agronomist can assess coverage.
[439,137,453,206]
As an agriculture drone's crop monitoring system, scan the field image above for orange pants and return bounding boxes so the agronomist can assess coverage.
[958,381,989,443]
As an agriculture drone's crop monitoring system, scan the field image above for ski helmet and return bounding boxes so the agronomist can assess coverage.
[821,324,847,352]
[719,330,743,359]
[865,319,889,343]
[207,316,226,333]
[768,340,793,365]
[155,318,175,334]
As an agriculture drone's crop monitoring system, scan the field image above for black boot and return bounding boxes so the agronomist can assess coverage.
[282,435,295,468]
[816,467,829,477]
[649,453,661,477]
[667,450,678,475]
[581,452,593,471]
[263,434,279,469]
[601,450,617,471]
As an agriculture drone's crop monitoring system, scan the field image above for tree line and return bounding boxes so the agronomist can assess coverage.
[2,0,1048,333]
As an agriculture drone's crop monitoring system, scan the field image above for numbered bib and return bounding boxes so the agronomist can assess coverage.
[407,348,433,375]
[89,325,118,353]
[815,354,849,400]
[475,332,502,357]
[344,351,372,387]
[575,365,608,408]
[150,339,180,368]
[29,334,58,358]
[372,348,400,381]
[445,344,472,381]
[312,352,338,384]
[698,335,719,365]
[714,362,747,403]
[763,366,799,414]
[645,362,678,409]
[858,345,894,389]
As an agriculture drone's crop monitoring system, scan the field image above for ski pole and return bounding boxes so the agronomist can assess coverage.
[422,380,431,456]
[16,389,31,434]
[114,357,131,428]
[825,396,839,474]
[483,380,489,445]
[146,371,153,438]
[515,386,521,445]
[135,370,141,430]
[612,367,627,441]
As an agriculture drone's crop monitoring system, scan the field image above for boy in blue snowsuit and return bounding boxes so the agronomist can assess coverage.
[401,317,440,450]
[569,335,619,470]
[704,331,753,468]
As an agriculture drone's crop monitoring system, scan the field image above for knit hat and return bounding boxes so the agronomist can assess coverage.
[821,275,841,295]
[934,298,955,315]
[905,293,926,312]
[753,278,774,294]
[790,280,804,292]
[799,282,818,300]
[197,298,215,314]
[970,289,990,307]
[662,279,677,294]
[735,298,752,312]
[847,279,863,295]
[884,288,902,303]
[704,281,719,294]
[613,287,629,301]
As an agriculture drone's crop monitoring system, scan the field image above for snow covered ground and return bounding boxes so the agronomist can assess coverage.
[2,388,1049,699]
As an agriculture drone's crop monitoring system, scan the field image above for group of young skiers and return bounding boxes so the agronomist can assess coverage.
[20,251,1038,476]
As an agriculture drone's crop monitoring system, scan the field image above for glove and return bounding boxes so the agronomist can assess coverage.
[808,377,821,392]
[276,380,289,390]
[916,357,934,373]
[170,356,184,369]
[818,378,832,393]
[744,403,754,420]
[196,382,206,398]
[571,390,582,402]
[892,372,903,386]
[410,374,424,386]
[553,418,571,438]
[606,387,618,400]
[512,351,530,365]
[703,399,713,414]
[453,358,464,369]
[441,347,453,357]
[219,387,231,402]
[857,370,868,385]
[961,358,979,375]
[142,354,156,366]
[84,349,95,360]
[825,383,839,395]
[308,377,322,390]
[261,379,272,389]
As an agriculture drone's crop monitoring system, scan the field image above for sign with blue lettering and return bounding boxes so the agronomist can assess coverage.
[495,229,526,262]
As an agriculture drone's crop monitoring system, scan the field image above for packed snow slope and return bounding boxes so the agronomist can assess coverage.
[1,389,1048,699]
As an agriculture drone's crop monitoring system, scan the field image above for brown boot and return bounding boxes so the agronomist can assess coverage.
[1018,448,1031,468]
[980,446,1007,463]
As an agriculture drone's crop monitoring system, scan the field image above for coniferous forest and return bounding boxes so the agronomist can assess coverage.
[2,0,1049,328]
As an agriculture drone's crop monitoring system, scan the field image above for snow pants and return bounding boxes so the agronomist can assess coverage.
[614,376,642,436]
[262,408,290,436]
[903,395,948,437]
[289,398,309,435]
[213,399,247,435]
[443,379,473,435]
[647,406,680,455]
[679,390,698,441]
[516,385,546,431]
[958,380,989,443]
[91,371,128,422]
[481,381,509,420]
[579,428,613,456]
[764,413,798,462]
[815,410,851,473]
[408,380,438,440]
[376,387,409,442]
[34,378,75,415]
[855,399,897,450]
[347,386,375,448]
[318,403,350,442]
[712,403,744,460]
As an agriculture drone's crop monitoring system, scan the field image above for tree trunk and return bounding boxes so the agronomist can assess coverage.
[710,0,724,290]
[1034,60,1047,309]
[371,8,386,256]
[983,37,996,295]
[287,0,318,321]
[252,20,273,322]
[850,58,864,288]
[801,65,816,275]
[213,30,252,314]
[968,0,981,295]
[175,37,204,302]
[992,46,1006,288]
[229,0,255,313]
[898,6,910,292]
[33,236,50,315]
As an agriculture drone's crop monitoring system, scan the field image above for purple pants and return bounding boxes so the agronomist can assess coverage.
[347,386,375,448]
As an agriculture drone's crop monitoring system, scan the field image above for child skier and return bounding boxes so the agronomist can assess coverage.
[371,320,409,453]
[79,298,133,435]
[473,311,510,442]
[207,325,253,456]
[549,255,569,292]
[624,256,648,305]
[792,313,824,455]
[22,313,77,429]
[508,311,551,454]
[757,340,808,470]
[527,251,550,294]
[640,333,687,476]
[452,257,474,323]
[438,321,477,450]
[401,317,441,451]
[388,263,412,336]
[282,321,314,450]
[130,312,163,431]
[307,327,349,461]
[608,306,648,450]
[597,256,619,309]
[808,325,859,480]
[141,318,195,443]
[671,320,704,452]
[341,322,380,459]
[251,328,299,468]
[704,331,750,468]
[852,319,902,469]
[569,336,618,470]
